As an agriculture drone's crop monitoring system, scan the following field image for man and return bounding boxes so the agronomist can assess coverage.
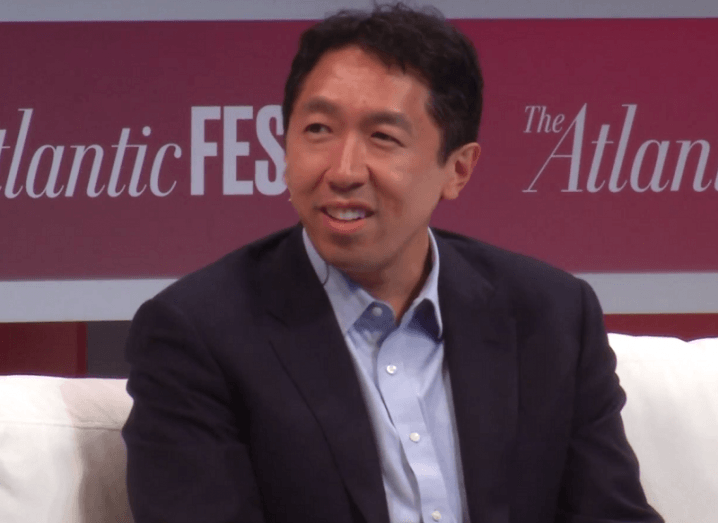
[122,4,663,523]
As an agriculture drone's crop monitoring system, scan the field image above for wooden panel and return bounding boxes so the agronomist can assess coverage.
[604,314,718,341]
[0,322,86,376]
[0,316,715,377]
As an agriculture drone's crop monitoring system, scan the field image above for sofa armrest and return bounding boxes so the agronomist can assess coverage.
[610,333,718,523]
[0,375,133,523]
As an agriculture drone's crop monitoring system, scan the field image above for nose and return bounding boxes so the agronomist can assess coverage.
[327,132,367,192]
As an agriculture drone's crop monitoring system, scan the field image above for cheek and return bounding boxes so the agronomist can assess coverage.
[283,167,299,197]
[375,169,412,220]
[284,165,311,199]
[380,156,426,199]
[286,149,328,193]
[381,170,443,226]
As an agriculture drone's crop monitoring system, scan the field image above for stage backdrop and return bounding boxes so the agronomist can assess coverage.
[2,13,718,321]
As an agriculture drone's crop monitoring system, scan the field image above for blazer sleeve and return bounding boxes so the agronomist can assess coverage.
[555,279,664,523]
[122,297,266,523]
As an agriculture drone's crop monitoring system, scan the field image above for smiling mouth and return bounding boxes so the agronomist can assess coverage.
[322,207,373,222]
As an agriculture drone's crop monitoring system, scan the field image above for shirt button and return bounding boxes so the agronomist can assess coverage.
[371,306,383,317]
[409,432,421,443]
[431,510,442,521]
[386,365,397,375]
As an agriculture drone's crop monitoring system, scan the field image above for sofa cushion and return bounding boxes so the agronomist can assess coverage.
[0,335,716,523]
[0,375,133,523]
[610,333,718,523]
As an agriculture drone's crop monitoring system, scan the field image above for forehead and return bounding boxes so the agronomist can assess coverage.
[295,45,432,119]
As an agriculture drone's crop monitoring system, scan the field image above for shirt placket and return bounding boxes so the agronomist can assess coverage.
[376,323,456,523]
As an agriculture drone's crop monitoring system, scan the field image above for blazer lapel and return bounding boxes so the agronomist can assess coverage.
[436,233,518,523]
[259,226,390,523]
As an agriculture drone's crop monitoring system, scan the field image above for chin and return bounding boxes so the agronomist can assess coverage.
[318,245,375,274]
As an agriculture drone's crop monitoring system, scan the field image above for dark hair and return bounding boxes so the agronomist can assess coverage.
[282,2,483,164]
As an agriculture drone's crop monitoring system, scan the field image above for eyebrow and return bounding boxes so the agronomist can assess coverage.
[365,111,413,136]
[301,97,340,118]
[300,97,414,136]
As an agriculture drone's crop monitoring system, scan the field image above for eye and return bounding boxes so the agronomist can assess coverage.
[372,131,401,145]
[305,123,330,134]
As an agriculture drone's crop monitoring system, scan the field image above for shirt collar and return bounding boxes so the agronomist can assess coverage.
[302,228,443,338]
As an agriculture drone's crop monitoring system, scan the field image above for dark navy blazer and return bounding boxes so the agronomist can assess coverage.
[122,225,663,523]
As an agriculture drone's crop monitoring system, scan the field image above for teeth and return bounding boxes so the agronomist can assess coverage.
[327,208,367,221]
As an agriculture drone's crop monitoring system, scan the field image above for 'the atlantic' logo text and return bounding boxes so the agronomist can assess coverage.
[523,104,718,193]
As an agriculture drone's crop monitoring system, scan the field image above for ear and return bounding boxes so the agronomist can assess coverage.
[283,159,295,202]
[441,142,481,200]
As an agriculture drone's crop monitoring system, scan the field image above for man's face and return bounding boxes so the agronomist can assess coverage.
[285,45,473,277]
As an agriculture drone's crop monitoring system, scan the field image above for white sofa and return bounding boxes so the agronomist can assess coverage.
[0,333,716,523]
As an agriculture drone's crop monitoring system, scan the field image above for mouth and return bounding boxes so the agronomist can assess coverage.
[321,206,374,222]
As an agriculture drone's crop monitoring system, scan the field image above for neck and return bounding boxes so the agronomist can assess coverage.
[345,233,433,323]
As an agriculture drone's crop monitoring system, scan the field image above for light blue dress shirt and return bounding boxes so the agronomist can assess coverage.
[302,228,469,523]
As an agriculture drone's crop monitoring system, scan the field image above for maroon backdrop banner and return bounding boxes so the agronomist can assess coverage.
[2,19,717,279]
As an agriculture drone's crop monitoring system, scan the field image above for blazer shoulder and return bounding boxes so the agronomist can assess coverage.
[150,225,298,318]
[433,228,586,308]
